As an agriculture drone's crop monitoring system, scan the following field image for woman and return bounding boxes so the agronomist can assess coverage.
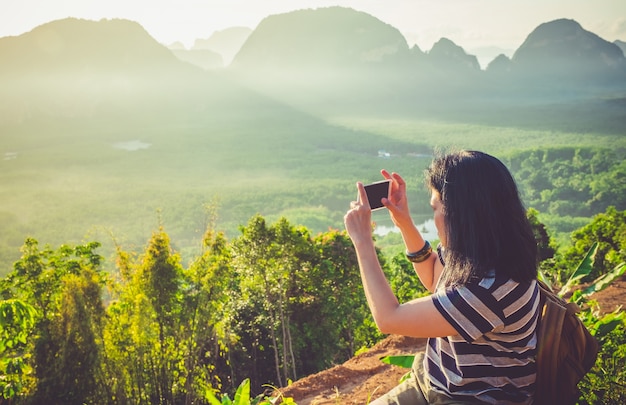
[344,150,539,404]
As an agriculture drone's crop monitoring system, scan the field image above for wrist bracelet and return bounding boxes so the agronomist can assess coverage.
[406,240,432,263]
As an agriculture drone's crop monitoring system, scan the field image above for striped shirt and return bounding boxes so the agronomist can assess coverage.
[427,274,540,404]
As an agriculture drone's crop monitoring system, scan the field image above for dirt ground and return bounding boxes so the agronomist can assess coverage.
[273,275,626,405]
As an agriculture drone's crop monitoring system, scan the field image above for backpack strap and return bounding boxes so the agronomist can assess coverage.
[535,288,568,405]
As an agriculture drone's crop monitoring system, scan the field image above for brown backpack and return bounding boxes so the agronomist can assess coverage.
[534,280,599,405]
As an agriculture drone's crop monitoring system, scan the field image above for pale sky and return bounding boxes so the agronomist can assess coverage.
[1,0,625,54]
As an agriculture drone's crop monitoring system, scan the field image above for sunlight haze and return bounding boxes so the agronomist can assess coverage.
[2,0,625,54]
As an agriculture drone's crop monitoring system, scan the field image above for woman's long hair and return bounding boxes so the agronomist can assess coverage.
[426,150,537,286]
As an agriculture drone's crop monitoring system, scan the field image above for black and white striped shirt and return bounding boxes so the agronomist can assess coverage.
[427,274,540,404]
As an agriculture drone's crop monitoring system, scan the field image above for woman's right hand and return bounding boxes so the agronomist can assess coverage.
[381,170,414,230]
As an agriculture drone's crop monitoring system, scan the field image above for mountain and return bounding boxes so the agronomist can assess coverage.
[2,12,625,124]
[468,45,515,69]
[231,7,410,72]
[0,18,181,76]
[0,17,229,123]
[486,54,513,73]
[228,9,626,101]
[510,19,626,84]
[192,27,252,66]
[615,40,626,56]
[428,38,480,71]
[220,8,626,124]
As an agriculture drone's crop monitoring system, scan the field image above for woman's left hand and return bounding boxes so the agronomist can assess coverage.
[344,182,373,246]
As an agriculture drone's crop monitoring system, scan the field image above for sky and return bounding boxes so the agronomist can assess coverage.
[2,0,626,55]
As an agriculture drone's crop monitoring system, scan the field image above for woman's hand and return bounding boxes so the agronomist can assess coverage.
[344,182,374,247]
[381,170,413,230]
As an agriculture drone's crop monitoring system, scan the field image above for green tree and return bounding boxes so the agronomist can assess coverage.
[227,217,377,392]
[181,228,234,399]
[310,229,380,361]
[105,228,187,405]
[230,216,303,389]
[386,252,428,304]
[1,239,108,404]
[506,147,626,222]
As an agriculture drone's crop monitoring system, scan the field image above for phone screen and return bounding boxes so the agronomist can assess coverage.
[362,180,391,211]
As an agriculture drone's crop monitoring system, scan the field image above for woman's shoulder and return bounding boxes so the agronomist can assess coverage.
[470,270,536,290]
[458,273,537,305]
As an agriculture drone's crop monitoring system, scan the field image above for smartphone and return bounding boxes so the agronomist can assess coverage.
[361,179,391,211]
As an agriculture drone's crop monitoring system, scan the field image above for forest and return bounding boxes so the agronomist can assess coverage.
[0,162,625,404]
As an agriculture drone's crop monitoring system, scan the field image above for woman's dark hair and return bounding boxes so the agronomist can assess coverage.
[426,150,537,286]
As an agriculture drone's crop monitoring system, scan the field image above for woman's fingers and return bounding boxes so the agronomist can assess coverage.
[345,182,374,242]
[356,182,369,208]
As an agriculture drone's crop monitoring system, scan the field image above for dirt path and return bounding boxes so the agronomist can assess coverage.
[276,335,426,405]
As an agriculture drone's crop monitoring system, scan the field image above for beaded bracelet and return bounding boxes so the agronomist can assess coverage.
[406,240,432,263]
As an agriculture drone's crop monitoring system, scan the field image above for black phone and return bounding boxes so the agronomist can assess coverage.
[361,180,391,211]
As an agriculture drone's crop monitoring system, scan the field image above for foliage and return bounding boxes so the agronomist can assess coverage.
[0,215,383,403]
[564,207,626,280]
[226,216,377,391]
[0,207,624,404]
[379,355,413,384]
[571,260,626,404]
[505,147,626,221]
[0,239,109,404]
[385,252,428,303]
[103,226,234,404]
[542,207,626,285]
[578,325,626,404]
[0,299,36,400]
[205,378,296,405]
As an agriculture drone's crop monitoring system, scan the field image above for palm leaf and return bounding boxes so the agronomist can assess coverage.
[559,242,598,296]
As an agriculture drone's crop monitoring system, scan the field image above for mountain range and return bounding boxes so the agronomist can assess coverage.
[0,6,624,273]
[1,7,624,126]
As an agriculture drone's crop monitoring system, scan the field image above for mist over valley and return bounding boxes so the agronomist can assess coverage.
[1,7,625,272]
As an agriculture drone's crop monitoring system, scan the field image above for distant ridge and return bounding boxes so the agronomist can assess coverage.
[1,11,625,123]
[0,17,235,122]
[0,18,182,76]
[512,18,625,82]
[231,7,410,71]
[427,37,481,72]
[193,27,252,66]
[228,8,625,99]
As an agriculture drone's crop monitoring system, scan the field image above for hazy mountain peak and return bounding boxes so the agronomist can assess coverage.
[513,18,624,68]
[428,37,480,70]
[0,17,179,75]
[486,53,512,73]
[192,26,252,66]
[231,6,409,71]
